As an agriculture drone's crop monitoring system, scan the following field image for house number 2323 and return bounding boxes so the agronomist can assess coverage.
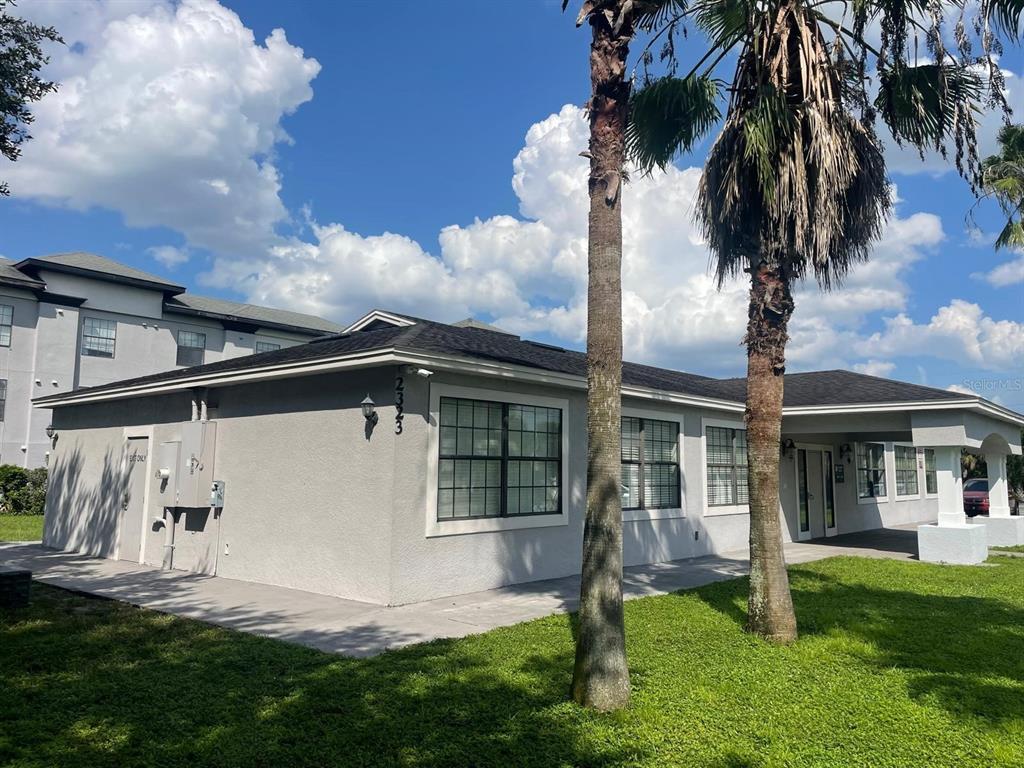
[394,376,405,434]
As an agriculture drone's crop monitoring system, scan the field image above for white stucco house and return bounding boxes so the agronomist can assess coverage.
[35,309,1024,605]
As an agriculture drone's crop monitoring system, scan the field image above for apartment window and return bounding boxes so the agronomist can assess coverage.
[437,396,561,520]
[894,445,919,497]
[924,449,938,495]
[856,442,887,499]
[176,331,206,367]
[621,416,680,510]
[0,304,12,347]
[706,426,748,506]
[81,317,116,358]
[0,379,6,421]
[255,341,281,353]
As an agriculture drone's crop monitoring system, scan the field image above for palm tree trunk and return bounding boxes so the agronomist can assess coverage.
[571,2,632,712]
[744,261,798,643]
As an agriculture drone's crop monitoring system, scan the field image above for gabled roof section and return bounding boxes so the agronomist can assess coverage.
[31,309,1024,427]
[344,309,419,333]
[16,252,186,294]
[165,294,343,335]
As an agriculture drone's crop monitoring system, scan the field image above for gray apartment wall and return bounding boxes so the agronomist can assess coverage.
[0,272,316,467]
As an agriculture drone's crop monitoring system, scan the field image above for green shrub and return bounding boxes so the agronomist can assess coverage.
[0,465,47,516]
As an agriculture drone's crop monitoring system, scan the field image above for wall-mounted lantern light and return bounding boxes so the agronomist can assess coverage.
[361,395,378,426]
[839,443,853,464]
[45,424,56,440]
[780,438,796,458]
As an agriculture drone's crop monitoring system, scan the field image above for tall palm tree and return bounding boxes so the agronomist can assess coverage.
[562,0,683,711]
[980,124,1024,249]
[628,0,1018,642]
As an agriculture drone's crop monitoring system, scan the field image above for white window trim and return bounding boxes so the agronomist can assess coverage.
[856,441,891,505]
[701,416,749,517]
[425,383,570,538]
[893,442,922,501]
[622,405,685,522]
[922,447,939,499]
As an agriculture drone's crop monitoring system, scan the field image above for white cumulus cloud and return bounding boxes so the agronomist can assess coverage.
[7,0,320,256]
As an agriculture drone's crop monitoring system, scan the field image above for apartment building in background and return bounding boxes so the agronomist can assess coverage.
[0,252,341,466]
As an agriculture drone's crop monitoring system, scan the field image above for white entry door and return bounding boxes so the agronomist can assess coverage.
[117,437,148,562]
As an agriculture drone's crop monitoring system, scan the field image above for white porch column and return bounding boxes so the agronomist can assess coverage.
[935,447,966,527]
[986,452,1012,518]
[919,444,987,563]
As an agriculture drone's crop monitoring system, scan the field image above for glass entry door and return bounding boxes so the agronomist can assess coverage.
[797,447,838,540]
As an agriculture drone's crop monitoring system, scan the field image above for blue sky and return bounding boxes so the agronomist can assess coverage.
[2,0,1022,412]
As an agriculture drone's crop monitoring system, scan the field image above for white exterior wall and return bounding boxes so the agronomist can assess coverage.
[41,364,1019,606]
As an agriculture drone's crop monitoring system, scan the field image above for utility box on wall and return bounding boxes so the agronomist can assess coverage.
[177,421,217,507]
[157,440,181,506]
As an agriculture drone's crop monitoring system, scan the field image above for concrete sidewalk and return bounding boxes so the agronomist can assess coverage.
[0,526,920,657]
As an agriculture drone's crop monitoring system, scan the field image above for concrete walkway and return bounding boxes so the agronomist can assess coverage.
[0,526,920,657]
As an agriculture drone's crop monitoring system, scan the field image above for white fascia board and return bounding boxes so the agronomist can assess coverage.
[782,398,1024,427]
[394,349,747,413]
[343,310,417,333]
[34,349,402,408]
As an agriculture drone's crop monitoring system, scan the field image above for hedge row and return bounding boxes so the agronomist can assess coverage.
[0,465,47,516]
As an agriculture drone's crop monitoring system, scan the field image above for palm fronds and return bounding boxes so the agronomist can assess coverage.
[628,75,722,171]
[697,1,890,289]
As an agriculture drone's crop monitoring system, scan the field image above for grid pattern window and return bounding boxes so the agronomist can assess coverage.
[798,450,809,532]
[706,426,749,506]
[894,445,919,496]
[0,378,6,421]
[176,331,206,367]
[824,450,836,528]
[0,304,12,347]
[81,317,116,358]
[924,449,938,495]
[437,397,561,520]
[255,341,281,353]
[621,417,680,510]
[856,442,887,499]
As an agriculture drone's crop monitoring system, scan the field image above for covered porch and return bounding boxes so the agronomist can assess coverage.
[779,406,1023,562]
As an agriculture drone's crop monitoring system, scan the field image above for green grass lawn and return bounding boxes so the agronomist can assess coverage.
[992,545,1024,553]
[0,514,43,541]
[2,556,1023,767]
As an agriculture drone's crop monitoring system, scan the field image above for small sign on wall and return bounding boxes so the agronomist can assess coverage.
[834,463,845,483]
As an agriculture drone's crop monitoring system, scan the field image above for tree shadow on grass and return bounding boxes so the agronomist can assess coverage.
[0,585,643,768]
[691,559,1024,723]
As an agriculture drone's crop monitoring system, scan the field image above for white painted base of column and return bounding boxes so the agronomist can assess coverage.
[973,516,1024,547]
[918,523,988,565]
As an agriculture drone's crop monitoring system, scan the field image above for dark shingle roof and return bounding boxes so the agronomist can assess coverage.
[36,312,986,413]
[17,252,186,292]
[0,257,45,289]
[708,370,974,407]
[165,294,343,335]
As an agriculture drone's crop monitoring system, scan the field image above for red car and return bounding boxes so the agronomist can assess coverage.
[963,478,990,517]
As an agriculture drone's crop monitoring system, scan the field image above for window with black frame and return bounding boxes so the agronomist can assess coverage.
[621,416,680,510]
[924,449,938,494]
[856,442,887,498]
[894,445,919,496]
[81,317,116,358]
[437,396,561,521]
[0,378,7,421]
[706,425,748,506]
[176,330,206,367]
[0,304,12,347]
